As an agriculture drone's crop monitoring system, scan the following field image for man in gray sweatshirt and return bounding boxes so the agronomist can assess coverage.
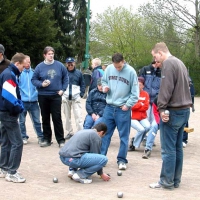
[59,123,111,184]
[149,42,192,190]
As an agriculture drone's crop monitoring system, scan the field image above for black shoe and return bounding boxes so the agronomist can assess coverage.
[40,141,52,147]
[59,142,65,148]
[128,137,135,151]
[128,146,135,151]
[65,133,73,140]
[142,149,151,159]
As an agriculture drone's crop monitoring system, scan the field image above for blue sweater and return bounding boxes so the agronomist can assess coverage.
[19,67,38,102]
[102,63,139,107]
[31,61,69,95]
[0,63,24,115]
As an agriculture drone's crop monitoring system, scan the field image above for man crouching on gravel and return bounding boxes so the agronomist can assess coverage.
[59,123,111,184]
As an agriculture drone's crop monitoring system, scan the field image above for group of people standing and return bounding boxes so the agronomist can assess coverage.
[0,42,194,190]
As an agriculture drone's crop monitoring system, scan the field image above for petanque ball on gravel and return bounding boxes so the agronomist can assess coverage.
[53,177,58,183]
[117,170,122,176]
[117,192,123,198]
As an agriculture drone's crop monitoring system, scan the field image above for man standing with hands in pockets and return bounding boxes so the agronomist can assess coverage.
[101,53,139,170]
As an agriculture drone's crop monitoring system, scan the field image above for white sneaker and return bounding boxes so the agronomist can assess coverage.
[0,168,7,178]
[5,172,26,183]
[23,138,28,145]
[118,162,127,170]
[182,142,187,148]
[149,182,162,189]
[72,173,92,184]
[68,170,75,178]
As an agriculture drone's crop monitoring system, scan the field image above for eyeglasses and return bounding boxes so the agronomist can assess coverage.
[67,63,73,66]
[155,61,160,63]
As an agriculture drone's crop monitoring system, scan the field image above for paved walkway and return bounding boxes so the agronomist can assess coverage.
[0,98,199,200]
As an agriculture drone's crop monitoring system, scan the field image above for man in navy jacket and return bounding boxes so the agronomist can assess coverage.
[0,53,26,183]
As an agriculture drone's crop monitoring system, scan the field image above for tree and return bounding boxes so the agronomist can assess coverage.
[72,0,87,65]
[49,0,74,62]
[139,0,200,61]
[90,6,158,68]
[0,0,58,65]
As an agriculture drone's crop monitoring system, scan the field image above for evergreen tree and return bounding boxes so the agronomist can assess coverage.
[49,0,74,62]
[72,0,87,65]
[0,0,58,65]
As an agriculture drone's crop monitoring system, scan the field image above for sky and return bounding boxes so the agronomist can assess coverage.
[90,0,152,20]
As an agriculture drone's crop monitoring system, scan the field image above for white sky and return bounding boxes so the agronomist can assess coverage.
[90,0,152,19]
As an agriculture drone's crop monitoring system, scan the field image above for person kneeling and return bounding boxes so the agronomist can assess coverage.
[59,123,111,184]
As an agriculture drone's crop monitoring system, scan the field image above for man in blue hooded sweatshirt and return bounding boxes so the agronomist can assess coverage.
[101,53,139,170]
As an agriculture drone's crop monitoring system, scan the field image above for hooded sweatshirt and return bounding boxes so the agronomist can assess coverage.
[101,63,139,107]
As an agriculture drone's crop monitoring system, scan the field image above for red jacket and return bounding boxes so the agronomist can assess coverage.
[131,90,149,120]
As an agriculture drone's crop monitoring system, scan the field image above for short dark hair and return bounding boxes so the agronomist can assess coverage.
[93,123,107,134]
[112,53,124,63]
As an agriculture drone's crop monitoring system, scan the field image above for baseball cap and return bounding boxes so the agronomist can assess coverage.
[66,57,75,63]
[0,44,5,55]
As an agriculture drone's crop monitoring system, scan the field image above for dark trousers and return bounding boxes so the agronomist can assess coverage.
[38,94,65,144]
[0,112,23,174]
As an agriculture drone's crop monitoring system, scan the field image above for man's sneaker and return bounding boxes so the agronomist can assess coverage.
[118,162,127,170]
[72,173,92,184]
[59,142,65,148]
[68,170,75,178]
[65,133,73,140]
[40,141,52,147]
[149,182,162,189]
[142,149,151,159]
[23,138,28,145]
[5,172,26,183]
[183,142,187,148]
[0,168,7,178]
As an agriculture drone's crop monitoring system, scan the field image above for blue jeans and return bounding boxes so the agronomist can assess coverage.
[145,120,159,150]
[0,112,23,174]
[19,102,43,139]
[147,104,154,124]
[131,119,150,148]
[159,108,190,188]
[83,114,103,129]
[60,153,108,178]
[101,105,131,164]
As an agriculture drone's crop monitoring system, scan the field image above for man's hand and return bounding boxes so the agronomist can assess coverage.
[95,115,100,121]
[57,90,63,96]
[103,86,110,93]
[160,111,169,122]
[121,105,129,111]
[92,113,97,120]
[42,80,50,87]
[100,173,111,181]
